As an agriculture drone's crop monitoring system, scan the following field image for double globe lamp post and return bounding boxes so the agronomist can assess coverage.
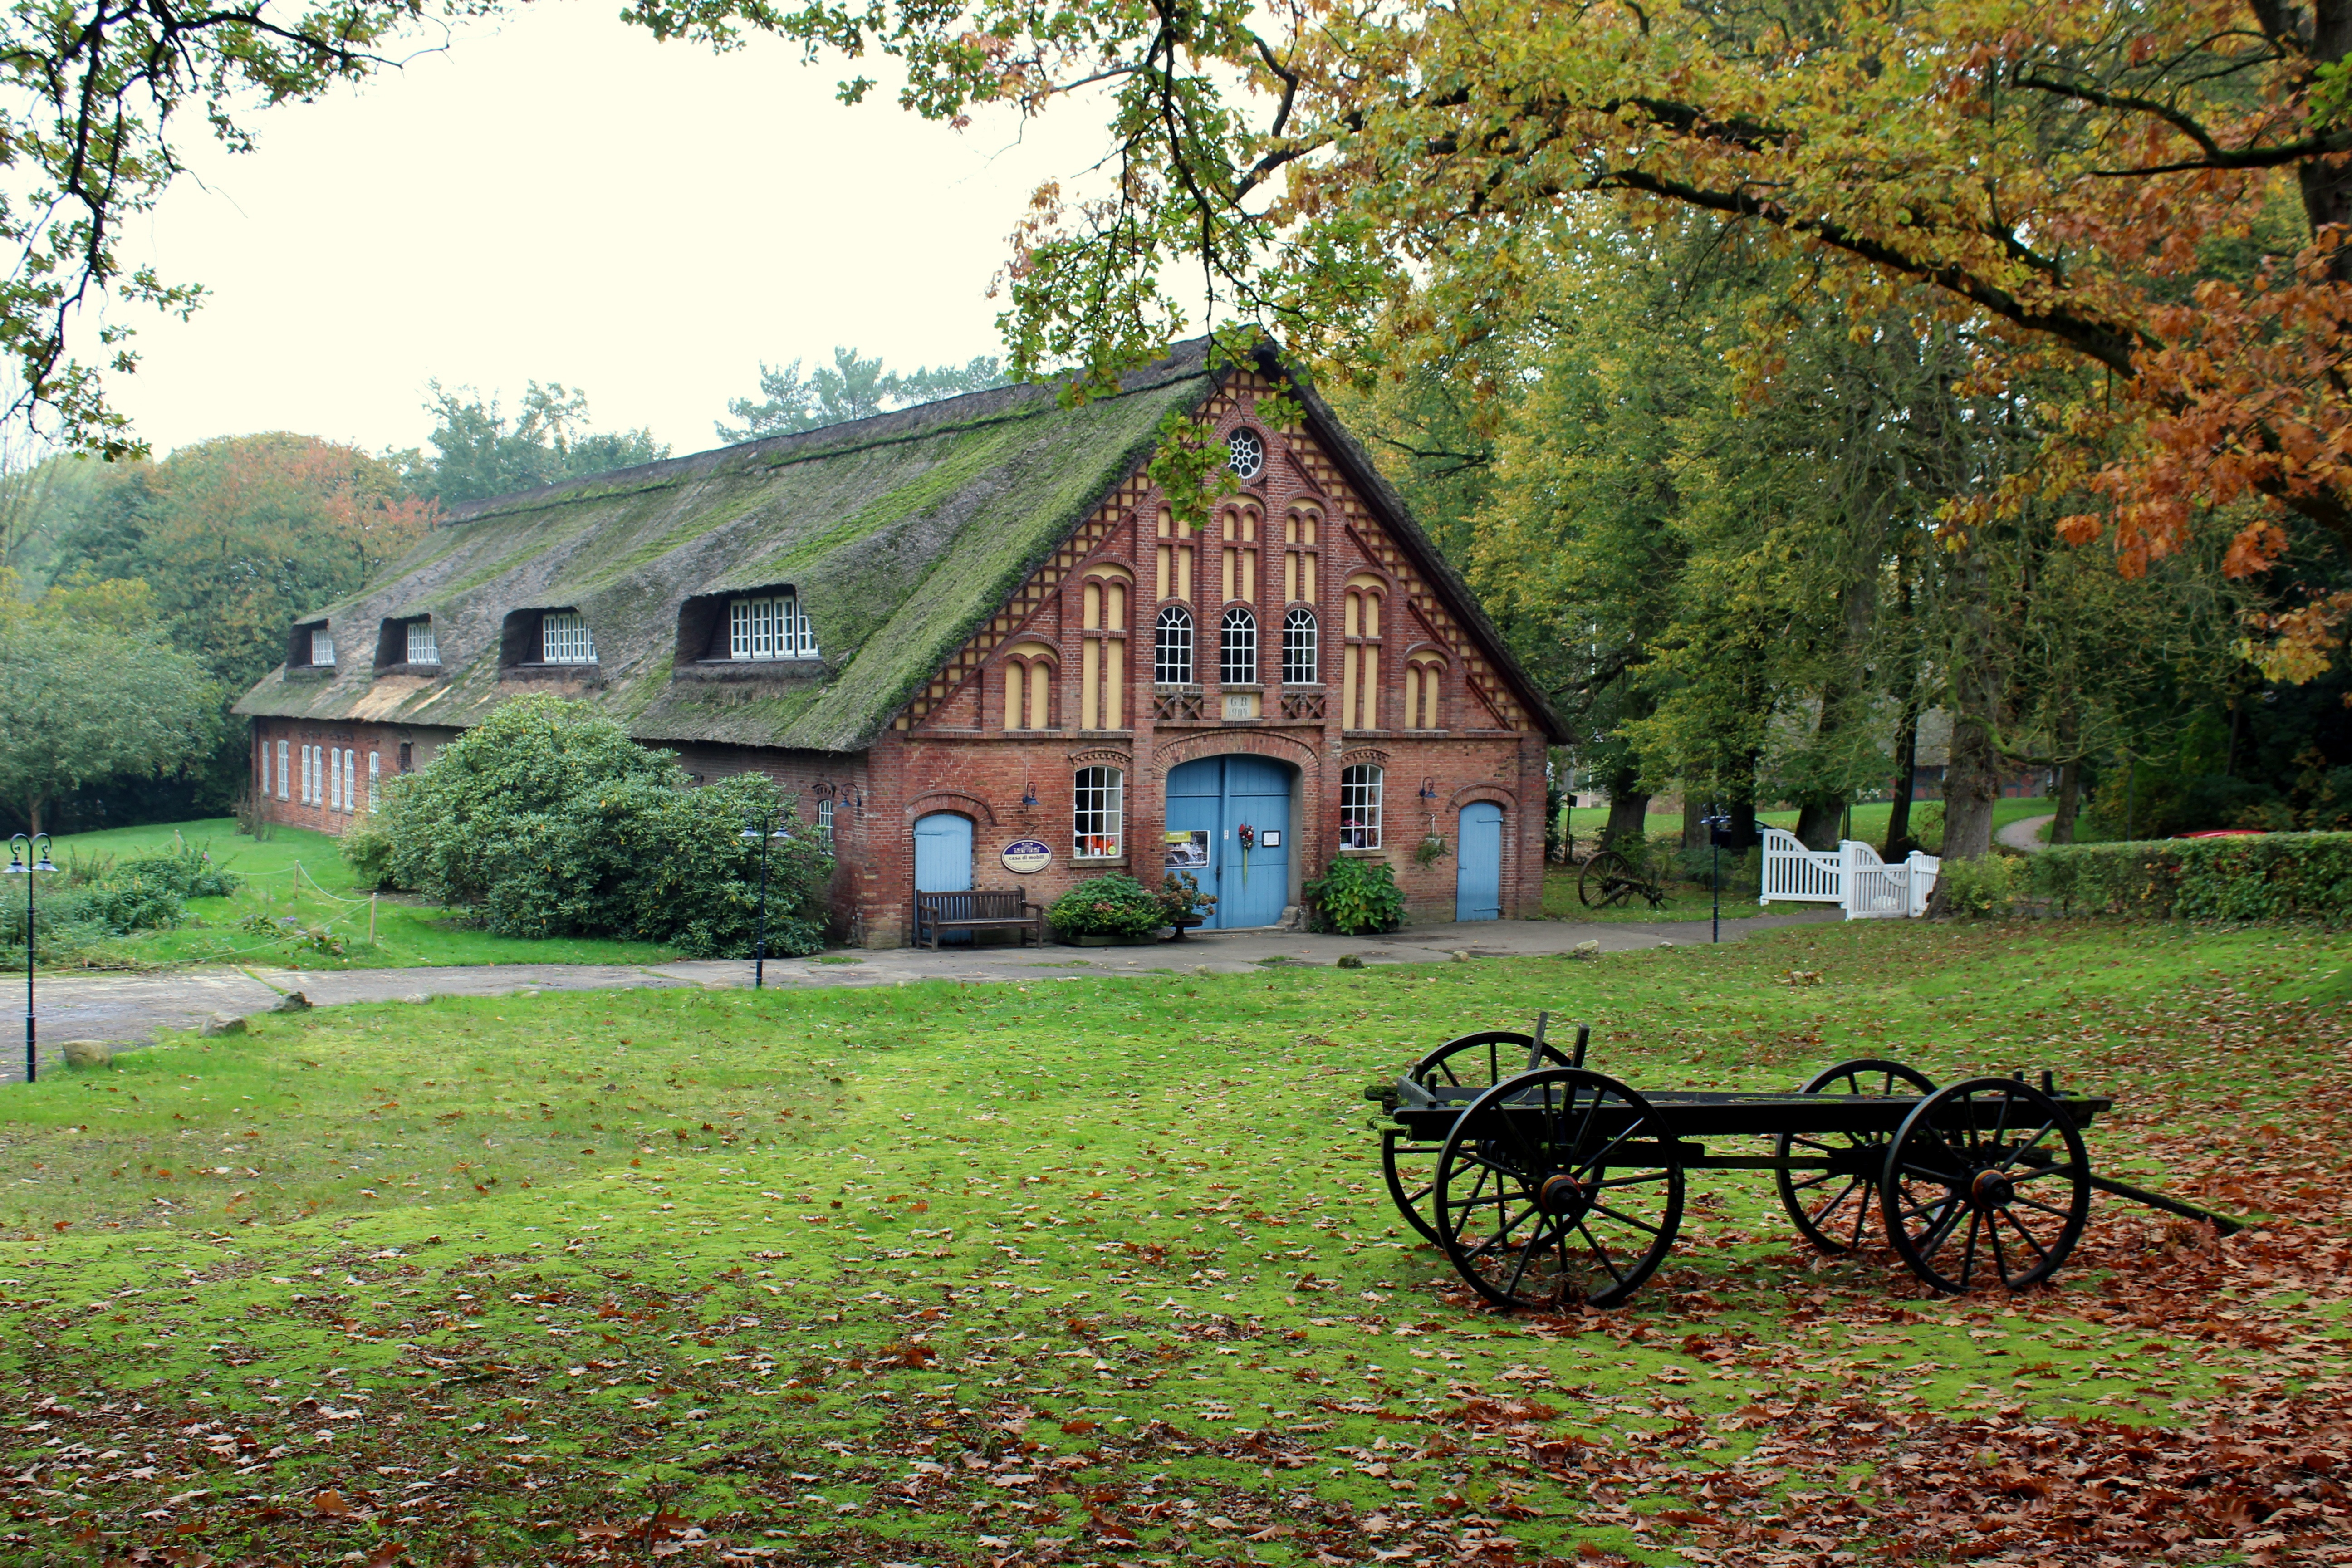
[5,833,55,1083]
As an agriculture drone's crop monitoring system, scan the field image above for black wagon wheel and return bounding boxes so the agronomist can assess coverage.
[1880,1077,2092,1294]
[1383,1031,1577,1244]
[1434,1067,1685,1311]
[1774,1058,1939,1254]
[1578,851,1638,910]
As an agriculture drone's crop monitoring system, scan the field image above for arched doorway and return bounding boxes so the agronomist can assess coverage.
[1456,801,1504,921]
[913,812,974,941]
[1166,755,1296,928]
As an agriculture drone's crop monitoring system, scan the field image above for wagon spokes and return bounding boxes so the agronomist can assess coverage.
[1880,1078,2092,1295]
[1775,1057,1937,1256]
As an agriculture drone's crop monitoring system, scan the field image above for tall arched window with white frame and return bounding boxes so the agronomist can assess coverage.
[1282,608,1318,685]
[1220,606,1257,685]
[1073,766,1124,858]
[1154,606,1195,686]
[1340,764,1383,849]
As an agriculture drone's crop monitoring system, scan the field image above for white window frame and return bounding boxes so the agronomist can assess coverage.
[406,619,439,664]
[1073,767,1124,859]
[1154,605,1194,686]
[345,749,358,813]
[309,628,335,667]
[333,748,345,811]
[542,611,597,665]
[260,740,271,799]
[1220,606,1257,685]
[1340,764,1383,850]
[816,797,834,845]
[729,593,820,661]
[1283,608,1318,685]
[368,751,380,813]
[1227,427,1265,480]
[276,740,289,801]
[299,745,312,805]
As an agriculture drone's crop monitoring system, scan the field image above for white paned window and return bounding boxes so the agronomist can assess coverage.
[260,742,271,798]
[1283,608,1318,685]
[406,620,439,663]
[276,740,289,800]
[1341,764,1383,849]
[368,751,380,813]
[309,629,335,666]
[344,749,358,813]
[300,745,313,805]
[542,611,596,664]
[816,798,834,845]
[1220,606,1257,685]
[1074,767,1124,858]
[1154,606,1194,685]
[333,748,346,811]
[729,593,819,660]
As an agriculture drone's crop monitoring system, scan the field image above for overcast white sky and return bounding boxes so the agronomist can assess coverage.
[104,3,1112,461]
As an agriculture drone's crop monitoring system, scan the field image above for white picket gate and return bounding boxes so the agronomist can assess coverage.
[1759,828,1940,919]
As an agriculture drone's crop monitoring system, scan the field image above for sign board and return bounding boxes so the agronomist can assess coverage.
[1164,829,1210,869]
[1001,839,1052,874]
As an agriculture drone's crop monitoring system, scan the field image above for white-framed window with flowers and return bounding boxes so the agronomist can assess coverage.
[1073,766,1124,858]
[1340,764,1383,849]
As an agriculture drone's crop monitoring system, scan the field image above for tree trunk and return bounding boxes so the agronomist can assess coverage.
[1794,797,1844,852]
[1883,701,1921,857]
[1682,794,1704,850]
[1600,768,1650,848]
[2050,705,2082,845]
[1940,708,2002,860]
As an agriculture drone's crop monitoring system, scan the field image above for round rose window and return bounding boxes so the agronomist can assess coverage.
[1227,427,1266,481]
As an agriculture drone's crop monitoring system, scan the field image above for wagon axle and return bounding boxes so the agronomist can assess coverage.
[1371,1014,2249,1311]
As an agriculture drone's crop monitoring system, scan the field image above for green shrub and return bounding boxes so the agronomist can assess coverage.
[374,695,832,956]
[1933,853,2023,918]
[1303,857,1405,935]
[0,839,240,966]
[1047,874,1167,941]
[2029,833,2352,922]
[340,818,397,890]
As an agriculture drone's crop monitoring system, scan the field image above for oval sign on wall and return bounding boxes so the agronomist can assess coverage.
[1001,839,1052,874]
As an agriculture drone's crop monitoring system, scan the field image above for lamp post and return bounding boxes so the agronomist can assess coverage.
[1699,805,1732,946]
[5,833,55,1083]
[740,813,791,989]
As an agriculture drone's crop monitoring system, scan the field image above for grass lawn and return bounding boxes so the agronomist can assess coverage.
[0,918,2344,1565]
[38,819,690,970]
[1565,797,2060,850]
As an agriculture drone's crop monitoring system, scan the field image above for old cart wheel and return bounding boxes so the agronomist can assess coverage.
[1774,1058,1938,1254]
[1880,1077,2091,1294]
[1384,1031,1577,1244]
[1578,851,1637,910]
[1435,1067,1684,1310]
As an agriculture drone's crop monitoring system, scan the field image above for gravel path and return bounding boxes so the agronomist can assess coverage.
[4,907,1844,1080]
[1998,813,2058,854]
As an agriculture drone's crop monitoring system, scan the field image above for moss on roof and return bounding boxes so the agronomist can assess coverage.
[232,345,1219,753]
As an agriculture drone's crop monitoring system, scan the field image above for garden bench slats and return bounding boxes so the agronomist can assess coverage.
[914,890,1043,949]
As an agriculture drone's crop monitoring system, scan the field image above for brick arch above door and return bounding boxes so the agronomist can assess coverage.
[1152,729,1322,777]
[1447,783,1518,811]
[903,790,998,828]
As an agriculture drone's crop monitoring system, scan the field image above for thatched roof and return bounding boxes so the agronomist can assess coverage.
[232,339,1567,751]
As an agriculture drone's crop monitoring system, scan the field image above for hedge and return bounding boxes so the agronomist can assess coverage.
[1954,833,2352,922]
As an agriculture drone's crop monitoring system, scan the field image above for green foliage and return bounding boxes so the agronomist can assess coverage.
[375,696,829,956]
[0,839,237,965]
[339,818,397,890]
[1936,833,2352,922]
[715,347,1011,442]
[1157,871,1215,923]
[1046,874,1167,940]
[1303,857,1406,935]
[416,382,670,507]
[0,612,221,833]
[1932,854,2026,919]
[1144,412,1237,533]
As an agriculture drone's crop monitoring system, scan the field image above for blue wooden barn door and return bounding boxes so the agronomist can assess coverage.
[1165,756,1294,929]
[913,812,974,942]
[1455,801,1504,921]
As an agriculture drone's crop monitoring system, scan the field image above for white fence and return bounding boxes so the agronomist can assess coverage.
[1759,828,1940,919]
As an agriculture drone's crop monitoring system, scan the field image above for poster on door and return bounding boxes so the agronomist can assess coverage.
[1164,829,1209,869]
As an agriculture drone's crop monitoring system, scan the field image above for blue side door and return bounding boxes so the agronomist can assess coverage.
[1455,801,1504,921]
[1165,756,1294,929]
[913,812,974,942]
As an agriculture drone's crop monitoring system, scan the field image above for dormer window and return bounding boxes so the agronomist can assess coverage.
[406,619,439,665]
[729,593,818,661]
[542,611,597,665]
[289,619,335,670]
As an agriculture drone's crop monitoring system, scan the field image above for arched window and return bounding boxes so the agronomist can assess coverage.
[1403,652,1447,730]
[1155,606,1194,685]
[1001,640,1056,730]
[1078,566,1132,730]
[1341,764,1383,849]
[1220,606,1257,685]
[1282,608,1318,685]
[1227,427,1265,480]
[1074,766,1124,858]
[1342,575,1385,730]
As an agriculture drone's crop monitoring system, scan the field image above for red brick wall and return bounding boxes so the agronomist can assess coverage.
[250,719,460,835]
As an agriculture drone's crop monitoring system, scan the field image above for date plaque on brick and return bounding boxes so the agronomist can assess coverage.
[1001,839,1052,874]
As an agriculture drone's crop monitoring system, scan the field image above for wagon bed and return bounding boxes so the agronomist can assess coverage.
[1369,1016,2241,1311]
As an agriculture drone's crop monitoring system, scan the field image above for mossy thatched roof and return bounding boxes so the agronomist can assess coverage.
[232,345,1220,752]
[232,338,1567,750]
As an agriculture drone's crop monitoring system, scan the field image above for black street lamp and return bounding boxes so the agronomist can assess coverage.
[5,833,55,1083]
[1699,805,1732,946]
[740,813,791,990]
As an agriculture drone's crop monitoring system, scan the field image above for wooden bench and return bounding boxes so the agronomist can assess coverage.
[914,889,1044,949]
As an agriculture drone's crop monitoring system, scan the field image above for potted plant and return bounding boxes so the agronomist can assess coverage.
[1047,874,1168,946]
[1157,870,1217,938]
